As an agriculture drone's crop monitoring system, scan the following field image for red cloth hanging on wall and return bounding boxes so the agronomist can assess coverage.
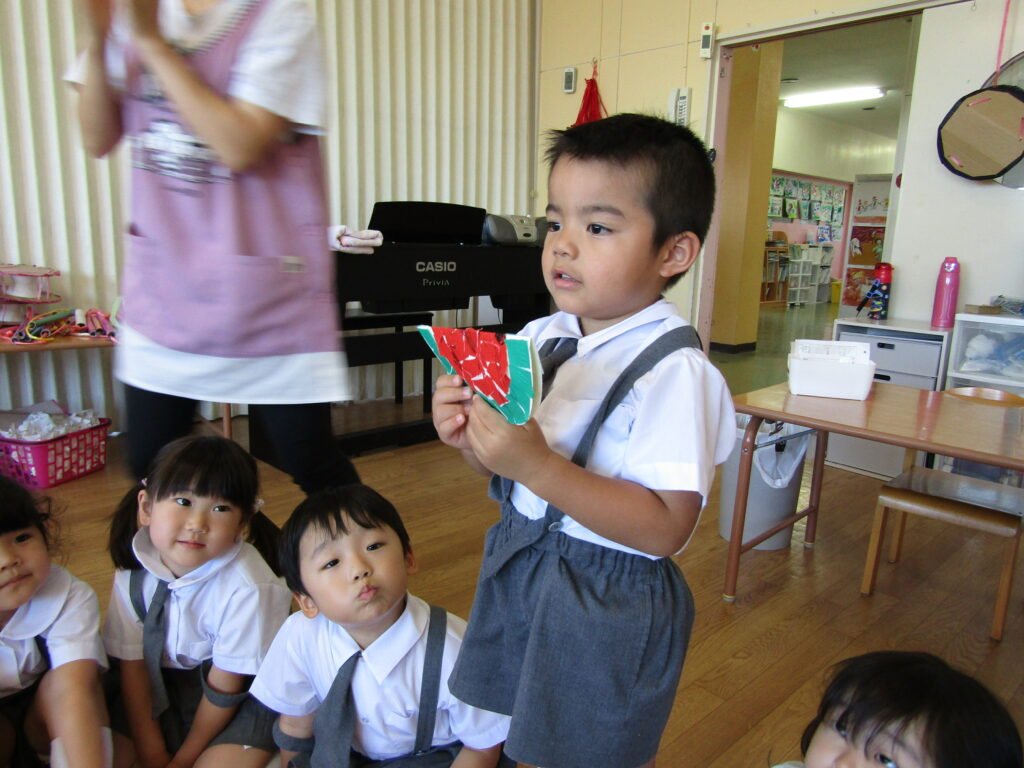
[573,62,607,127]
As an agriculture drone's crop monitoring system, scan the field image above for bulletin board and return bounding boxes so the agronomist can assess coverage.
[767,170,851,255]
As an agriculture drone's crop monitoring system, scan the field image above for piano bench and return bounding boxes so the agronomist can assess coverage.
[342,309,434,412]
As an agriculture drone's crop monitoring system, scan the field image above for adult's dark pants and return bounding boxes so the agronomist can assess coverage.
[124,384,360,493]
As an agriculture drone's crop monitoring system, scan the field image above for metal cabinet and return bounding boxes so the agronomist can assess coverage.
[828,318,951,478]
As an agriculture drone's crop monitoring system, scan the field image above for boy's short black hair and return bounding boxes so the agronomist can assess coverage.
[801,650,1022,768]
[545,113,716,286]
[279,484,413,596]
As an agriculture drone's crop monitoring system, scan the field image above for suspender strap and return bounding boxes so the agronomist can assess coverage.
[129,568,147,621]
[413,605,448,755]
[568,325,701,468]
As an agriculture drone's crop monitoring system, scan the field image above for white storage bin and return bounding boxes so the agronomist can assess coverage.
[788,340,876,400]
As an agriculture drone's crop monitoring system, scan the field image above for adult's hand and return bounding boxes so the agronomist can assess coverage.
[329,225,384,254]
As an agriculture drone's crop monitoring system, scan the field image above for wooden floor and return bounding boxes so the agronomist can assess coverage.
[48,422,1024,767]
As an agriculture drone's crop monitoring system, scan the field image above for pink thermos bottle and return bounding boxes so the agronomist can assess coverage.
[931,257,960,328]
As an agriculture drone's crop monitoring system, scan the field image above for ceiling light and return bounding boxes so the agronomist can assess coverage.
[783,86,885,108]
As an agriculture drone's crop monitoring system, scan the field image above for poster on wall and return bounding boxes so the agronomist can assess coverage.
[849,225,885,265]
[851,175,891,225]
[770,176,784,196]
[842,266,874,308]
[768,196,783,217]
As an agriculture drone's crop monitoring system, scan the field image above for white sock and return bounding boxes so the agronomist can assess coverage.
[50,727,113,768]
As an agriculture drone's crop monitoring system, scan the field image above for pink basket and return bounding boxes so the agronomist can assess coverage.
[0,419,111,489]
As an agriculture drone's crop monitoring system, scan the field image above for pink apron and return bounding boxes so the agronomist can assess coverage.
[120,0,340,359]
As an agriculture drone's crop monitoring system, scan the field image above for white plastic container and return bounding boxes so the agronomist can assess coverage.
[788,339,876,400]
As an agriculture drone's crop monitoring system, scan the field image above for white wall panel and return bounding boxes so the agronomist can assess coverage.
[1,0,536,425]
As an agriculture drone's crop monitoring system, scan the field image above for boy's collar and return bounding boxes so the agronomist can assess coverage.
[543,299,677,353]
[327,594,434,684]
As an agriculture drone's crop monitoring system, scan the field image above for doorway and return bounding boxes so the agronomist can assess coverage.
[702,15,919,395]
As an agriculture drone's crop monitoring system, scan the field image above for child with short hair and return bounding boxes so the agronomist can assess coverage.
[250,484,511,767]
[104,435,292,767]
[0,476,112,768]
[431,113,736,768]
[774,650,1022,768]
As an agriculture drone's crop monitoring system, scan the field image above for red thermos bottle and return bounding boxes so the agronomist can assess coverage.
[931,257,960,328]
[867,262,893,320]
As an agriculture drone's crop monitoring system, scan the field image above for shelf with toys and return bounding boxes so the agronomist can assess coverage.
[1,264,116,350]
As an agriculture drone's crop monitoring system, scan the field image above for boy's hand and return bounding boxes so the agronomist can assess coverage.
[432,374,474,451]
[466,396,550,482]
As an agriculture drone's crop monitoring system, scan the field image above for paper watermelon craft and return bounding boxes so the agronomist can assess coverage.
[418,326,541,425]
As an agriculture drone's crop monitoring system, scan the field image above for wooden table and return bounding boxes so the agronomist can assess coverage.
[725,382,1024,601]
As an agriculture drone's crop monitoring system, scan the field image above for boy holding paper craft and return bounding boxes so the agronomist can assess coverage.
[431,113,736,768]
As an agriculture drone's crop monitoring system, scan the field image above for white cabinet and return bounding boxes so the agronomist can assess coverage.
[828,318,951,478]
[946,313,1024,396]
[787,246,815,306]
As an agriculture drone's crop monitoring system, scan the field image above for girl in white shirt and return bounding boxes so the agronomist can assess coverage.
[0,476,111,768]
[103,435,291,768]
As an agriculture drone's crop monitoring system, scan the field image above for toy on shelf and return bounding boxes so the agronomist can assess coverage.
[0,264,61,327]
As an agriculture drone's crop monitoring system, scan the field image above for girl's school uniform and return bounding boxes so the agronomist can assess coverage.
[0,566,107,758]
[103,529,291,752]
[250,594,510,765]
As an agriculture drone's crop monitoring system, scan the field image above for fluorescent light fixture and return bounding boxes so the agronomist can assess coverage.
[783,86,885,108]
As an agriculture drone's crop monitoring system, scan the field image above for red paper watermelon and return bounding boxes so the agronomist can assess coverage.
[419,326,540,424]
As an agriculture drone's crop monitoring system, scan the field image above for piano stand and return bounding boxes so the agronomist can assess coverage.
[342,309,433,412]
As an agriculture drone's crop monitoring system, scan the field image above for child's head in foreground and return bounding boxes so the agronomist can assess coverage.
[0,476,59,624]
[108,434,277,574]
[543,114,715,333]
[280,485,416,647]
[799,650,1021,768]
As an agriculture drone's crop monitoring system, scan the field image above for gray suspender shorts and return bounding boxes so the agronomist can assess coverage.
[447,326,701,768]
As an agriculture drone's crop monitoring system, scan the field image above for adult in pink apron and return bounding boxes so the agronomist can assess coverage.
[73,0,360,491]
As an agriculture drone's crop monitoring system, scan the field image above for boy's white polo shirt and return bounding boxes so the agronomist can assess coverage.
[0,566,107,697]
[509,300,736,558]
[251,593,511,759]
[102,529,291,676]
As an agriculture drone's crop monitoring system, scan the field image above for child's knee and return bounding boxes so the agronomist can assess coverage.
[49,726,113,768]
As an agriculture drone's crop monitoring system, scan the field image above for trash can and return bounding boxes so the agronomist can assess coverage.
[830,279,841,304]
[718,415,809,551]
